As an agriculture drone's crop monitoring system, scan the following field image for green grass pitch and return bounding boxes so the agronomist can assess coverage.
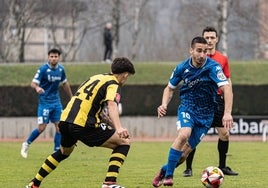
[0,141,267,187]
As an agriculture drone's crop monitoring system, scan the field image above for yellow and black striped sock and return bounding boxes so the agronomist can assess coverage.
[104,145,130,183]
[32,150,69,186]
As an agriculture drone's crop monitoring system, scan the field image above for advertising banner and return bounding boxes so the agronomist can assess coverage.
[207,116,268,135]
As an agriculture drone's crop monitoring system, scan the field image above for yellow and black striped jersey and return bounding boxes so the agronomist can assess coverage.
[60,73,119,128]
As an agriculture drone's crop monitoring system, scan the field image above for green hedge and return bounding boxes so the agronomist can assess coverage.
[1,85,267,116]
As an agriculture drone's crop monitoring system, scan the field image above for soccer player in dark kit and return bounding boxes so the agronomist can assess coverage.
[26,57,135,188]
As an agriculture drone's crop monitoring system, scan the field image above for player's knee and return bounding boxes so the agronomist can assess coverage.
[53,149,70,161]
[177,134,188,144]
[121,137,131,145]
[61,146,74,156]
[38,124,47,132]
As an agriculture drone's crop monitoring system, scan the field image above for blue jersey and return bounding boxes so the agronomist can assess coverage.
[169,57,229,119]
[32,63,67,104]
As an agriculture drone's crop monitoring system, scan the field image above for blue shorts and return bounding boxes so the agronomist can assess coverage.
[37,103,62,124]
[176,106,213,149]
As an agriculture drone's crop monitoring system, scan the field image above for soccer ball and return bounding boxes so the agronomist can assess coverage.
[201,166,224,188]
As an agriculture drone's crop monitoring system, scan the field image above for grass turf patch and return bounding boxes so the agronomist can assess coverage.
[0,140,267,187]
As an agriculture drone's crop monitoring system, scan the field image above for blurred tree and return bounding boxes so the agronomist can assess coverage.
[0,0,44,63]
[41,0,88,62]
[217,0,232,56]
[131,0,149,60]
[111,0,120,59]
[258,0,268,58]
[0,0,265,62]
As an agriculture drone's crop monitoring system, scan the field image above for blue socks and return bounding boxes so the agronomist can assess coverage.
[54,132,61,151]
[165,148,183,177]
[26,128,40,144]
[26,128,61,151]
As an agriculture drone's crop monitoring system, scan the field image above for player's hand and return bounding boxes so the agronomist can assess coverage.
[157,104,167,118]
[36,86,45,94]
[222,113,233,130]
[117,127,130,139]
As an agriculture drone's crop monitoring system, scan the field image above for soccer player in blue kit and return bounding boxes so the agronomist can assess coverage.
[21,48,73,158]
[152,36,234,187]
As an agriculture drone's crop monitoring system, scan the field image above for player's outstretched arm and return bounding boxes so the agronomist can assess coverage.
[107,100,129,139]
[220,84,233,130]
[157,86,174,118]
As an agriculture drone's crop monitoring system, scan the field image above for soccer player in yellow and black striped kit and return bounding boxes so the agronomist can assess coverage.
[25,57,135,188]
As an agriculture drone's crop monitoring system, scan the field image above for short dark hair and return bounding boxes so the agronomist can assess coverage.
[111,57,135,74]
[191,36,207,48]
[202,26,218,37]
[48,48,61,55]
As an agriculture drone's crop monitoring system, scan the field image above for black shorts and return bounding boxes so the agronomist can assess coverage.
[59,121,115,147]
[211,95,224,128]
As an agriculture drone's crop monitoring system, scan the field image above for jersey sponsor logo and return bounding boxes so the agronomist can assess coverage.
[185,78,201,88]
[48,75,62,82]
